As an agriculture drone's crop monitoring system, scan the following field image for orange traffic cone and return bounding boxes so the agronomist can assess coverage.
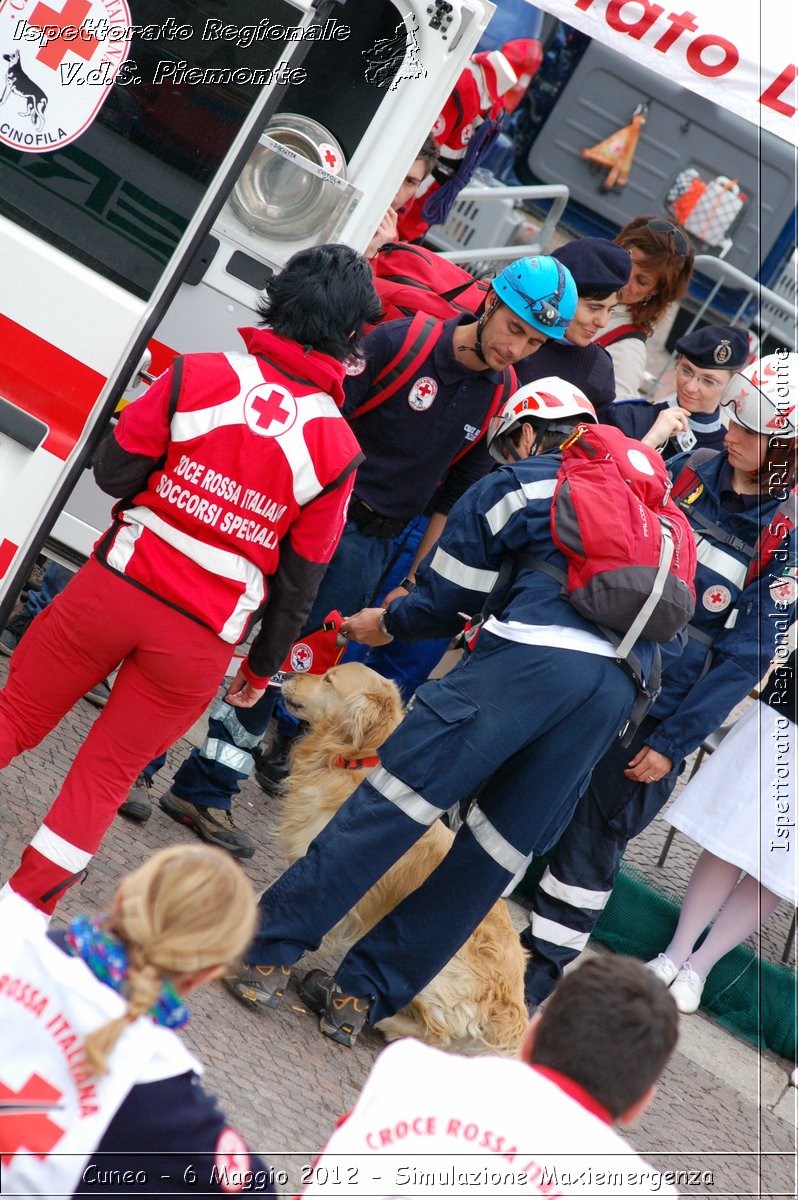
[582,111,646,190]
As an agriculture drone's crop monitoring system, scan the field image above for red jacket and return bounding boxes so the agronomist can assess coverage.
[94,328,362,684]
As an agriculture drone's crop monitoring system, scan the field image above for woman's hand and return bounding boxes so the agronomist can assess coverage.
[624,745,673,784]
[225,669,266,708]
[642,406,690,450]
[340,608,393,645]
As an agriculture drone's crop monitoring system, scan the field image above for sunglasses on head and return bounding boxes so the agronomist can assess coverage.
[645,219,691,258]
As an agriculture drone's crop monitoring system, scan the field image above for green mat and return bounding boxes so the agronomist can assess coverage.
[514,859,797,1062]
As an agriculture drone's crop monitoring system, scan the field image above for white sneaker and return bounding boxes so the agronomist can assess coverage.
[645,953,679,986]
[669,963,704,1014]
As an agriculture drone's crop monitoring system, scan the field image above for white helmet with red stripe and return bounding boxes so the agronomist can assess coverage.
[721,352,798,440]
[487,377,597,462]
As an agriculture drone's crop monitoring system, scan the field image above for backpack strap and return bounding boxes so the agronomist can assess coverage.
[670,447,719,502]
[595,323,647,347]
[348,314,443,421]
[449,365,517,467]
[671,449,757,553]
[514,552,661,744]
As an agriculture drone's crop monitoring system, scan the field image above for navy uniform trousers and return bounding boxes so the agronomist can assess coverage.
[247,631,635,1024]
[522,714,683,1007]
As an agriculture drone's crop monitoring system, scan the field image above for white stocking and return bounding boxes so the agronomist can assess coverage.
[664,850,742,970]
[688,873,782,979]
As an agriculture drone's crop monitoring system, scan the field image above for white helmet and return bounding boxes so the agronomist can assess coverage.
[487,377,597,462]
[721,352,797,440]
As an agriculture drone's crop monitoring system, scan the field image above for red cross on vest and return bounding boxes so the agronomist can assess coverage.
[416,381,433,398]
[30,0,101,69]
[0,1073,65,1164]
[252,389,291,431]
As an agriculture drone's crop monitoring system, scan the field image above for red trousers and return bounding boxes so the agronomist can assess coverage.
[0,559,232,913]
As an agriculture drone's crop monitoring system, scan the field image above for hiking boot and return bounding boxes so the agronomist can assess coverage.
[119,773,153,823]
[0,610,33,656]
[298,968,373,1048]
[84,678,112,708]
[223,961,291,1011]
[159,791,256,859]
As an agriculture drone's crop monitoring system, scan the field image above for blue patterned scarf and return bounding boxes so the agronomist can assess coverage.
[65,914,189,1029]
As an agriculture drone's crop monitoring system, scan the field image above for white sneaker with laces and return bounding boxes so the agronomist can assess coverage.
[645,953,679,986]
[669,963,704,1013]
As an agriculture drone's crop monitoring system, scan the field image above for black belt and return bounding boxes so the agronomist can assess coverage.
[348,496,407,540]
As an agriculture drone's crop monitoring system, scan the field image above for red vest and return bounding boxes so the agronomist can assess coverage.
[98,330,361,643]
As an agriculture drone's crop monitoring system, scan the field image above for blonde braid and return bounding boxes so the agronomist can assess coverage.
[82,845,256,1076]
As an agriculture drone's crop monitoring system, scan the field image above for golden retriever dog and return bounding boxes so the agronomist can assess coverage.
[277,662,528,1055]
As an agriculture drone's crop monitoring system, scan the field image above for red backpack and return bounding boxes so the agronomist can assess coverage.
[545,424,697,655]
[371,242,491,325]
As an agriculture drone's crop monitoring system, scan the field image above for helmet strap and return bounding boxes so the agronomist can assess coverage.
[472,297,499,364]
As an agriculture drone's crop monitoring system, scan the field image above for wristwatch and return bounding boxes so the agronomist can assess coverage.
[398,576,416,592]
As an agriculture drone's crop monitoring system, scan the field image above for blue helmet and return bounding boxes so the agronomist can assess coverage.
[492,256,578,339]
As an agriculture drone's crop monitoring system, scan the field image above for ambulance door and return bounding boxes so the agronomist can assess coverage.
[49,0,496,564]
[0,0,338,621]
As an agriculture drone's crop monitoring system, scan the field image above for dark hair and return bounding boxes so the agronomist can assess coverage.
[507,418,579,456]
[580,287,619,301]
[417,133,440,172]
[615,216,695,333]
[528,957,678,1119]
[257,243,382,360]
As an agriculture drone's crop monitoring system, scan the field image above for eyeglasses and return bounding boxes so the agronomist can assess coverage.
[677,362,727,391]
[645,218,691,258]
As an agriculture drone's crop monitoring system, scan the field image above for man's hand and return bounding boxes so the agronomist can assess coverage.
[624,745,673,784]
[225,668,266,708]
[642,406,690,450]
[341,608,393,645]
[365,207,399,259]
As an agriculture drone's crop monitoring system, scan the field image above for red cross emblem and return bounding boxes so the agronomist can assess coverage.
[408,377,438,410]
[0,1073,65,1165]
[30,0,101,69]
[245,385,297,437]
[318,142,341,173]
[702,584,731,612]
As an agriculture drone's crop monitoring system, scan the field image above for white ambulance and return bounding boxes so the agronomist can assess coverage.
[0,0,494,620]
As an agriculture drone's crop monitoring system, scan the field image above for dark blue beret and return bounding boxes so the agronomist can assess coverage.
[553,238,632,295]
[675,325,748,369]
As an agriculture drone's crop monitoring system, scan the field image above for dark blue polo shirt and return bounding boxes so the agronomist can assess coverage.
[342,315,505,520]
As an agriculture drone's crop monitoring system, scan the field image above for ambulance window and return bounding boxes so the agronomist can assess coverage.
[280,1,406,161]
[0,1,302,300]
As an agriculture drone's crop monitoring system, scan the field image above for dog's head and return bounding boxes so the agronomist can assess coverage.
[282,662,403,755]
[3,52,19,65]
